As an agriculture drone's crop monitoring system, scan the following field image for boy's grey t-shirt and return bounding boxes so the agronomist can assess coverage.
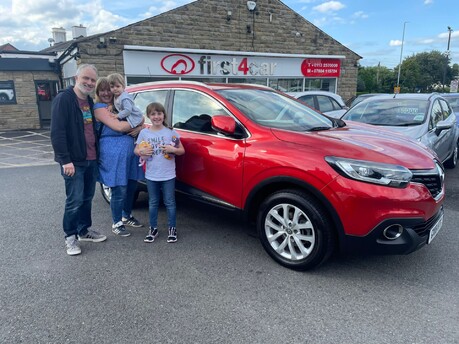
[136,127,180,181]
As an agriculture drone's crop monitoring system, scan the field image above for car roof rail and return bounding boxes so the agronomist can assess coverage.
[127,80,210,88]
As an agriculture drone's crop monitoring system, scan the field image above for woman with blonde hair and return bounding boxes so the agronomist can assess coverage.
[94,77,145,237]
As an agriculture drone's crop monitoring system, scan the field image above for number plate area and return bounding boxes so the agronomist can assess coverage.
[428,211,444,244]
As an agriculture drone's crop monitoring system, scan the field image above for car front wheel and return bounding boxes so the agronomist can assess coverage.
[444,142,458,169]
[257,190,335,270]
[100,183,111,204]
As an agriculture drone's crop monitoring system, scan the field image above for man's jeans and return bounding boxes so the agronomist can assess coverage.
[61,160,98,238]
[146,178,176,228]
[110,179,138,224]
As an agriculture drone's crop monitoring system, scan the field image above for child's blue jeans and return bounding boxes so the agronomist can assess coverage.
[146,178,176,228]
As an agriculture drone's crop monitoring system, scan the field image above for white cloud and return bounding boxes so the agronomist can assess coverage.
[313,1,345,13]
[353,11,368,19]
[390,40,402,47]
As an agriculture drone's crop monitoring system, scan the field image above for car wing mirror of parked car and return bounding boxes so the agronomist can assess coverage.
[435,120,453,135]
[211,115,237,135]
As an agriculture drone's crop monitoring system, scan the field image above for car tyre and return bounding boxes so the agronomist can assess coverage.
[100,183,112,204]
[257,189,335,271]
[444,142,458,169]
[100,182,141,206]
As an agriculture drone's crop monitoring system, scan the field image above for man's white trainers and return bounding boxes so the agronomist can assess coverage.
[78,229,107,242]
[65,235,81,256]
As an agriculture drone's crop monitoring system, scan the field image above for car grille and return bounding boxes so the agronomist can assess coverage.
[411,208,443,237]
[410,163,444,200]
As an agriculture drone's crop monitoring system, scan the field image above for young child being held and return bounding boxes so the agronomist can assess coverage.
[134,102,185,244]
[107,73,143,128]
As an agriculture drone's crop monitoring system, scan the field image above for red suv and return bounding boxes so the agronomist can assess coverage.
[119,81,445,270]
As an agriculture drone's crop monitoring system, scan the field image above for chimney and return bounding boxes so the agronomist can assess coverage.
[72,24,87,39]
[52,27,67,43]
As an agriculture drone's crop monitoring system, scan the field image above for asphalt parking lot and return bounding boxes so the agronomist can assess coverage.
[0,129,55,168]
[1,129,458,344]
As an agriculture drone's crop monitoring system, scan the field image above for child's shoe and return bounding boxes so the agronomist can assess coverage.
[144,227,158,243]
[122,216,143,228]
[167,227,177,243]
[112,221,131,237]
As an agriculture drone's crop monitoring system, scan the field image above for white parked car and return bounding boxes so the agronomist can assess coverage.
[287,90,348,118]
[0,89,15,102]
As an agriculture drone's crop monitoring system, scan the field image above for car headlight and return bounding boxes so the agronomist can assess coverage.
[325,157,412,188]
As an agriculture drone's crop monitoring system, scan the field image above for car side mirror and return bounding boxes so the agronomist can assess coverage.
[211,115,236,135]
[435,120,452,135]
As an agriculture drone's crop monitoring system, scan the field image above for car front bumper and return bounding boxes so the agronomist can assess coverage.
[340,207,444,255]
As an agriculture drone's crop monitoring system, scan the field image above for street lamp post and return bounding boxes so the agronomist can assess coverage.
[396,22,408,90]
[442,26,453,92]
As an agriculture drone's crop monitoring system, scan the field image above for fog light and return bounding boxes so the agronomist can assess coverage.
[383,224,404,240]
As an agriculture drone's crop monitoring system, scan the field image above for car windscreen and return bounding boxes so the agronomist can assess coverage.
[343,98,428,126]
[443,96,459,112]
[216,89,333,131]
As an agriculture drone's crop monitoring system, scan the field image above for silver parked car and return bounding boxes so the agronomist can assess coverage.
[342,93,459,168]
[440,93,459,127]
[287,90,348,118]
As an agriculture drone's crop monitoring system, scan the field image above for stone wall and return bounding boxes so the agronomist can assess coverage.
[1,0,360,130]
[77,0,360,100]
[0,71,57,130]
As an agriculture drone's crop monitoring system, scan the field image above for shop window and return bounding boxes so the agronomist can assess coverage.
[304,78,336,93]
[269,78,303,92]
[36,82,52,101]
[63,78,75,88]
[228,78,267,86]
[0,81,17,104]
[181,77,226,83]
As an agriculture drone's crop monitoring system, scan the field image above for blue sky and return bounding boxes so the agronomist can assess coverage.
[1,0,458,69]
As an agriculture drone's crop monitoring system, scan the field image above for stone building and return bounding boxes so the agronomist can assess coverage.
[0,0,361,130]
[0,50,59,129]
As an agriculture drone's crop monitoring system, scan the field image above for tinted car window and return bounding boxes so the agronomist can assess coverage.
[172,90,228,133]
[344,98,427,126]
[297,95,315,108]
[439,99,452,119]
[218,89,331,131]
[431,100,443,127]
[317,95,338,112]
[133,90,168,124]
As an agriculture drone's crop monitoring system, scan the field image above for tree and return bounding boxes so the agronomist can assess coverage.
[356,65,395,93]
[452,63,459,79]
[357,50,455,94]
[395,50,452,92]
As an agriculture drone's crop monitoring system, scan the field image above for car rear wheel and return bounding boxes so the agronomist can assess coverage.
[444,142,458,169]
[100,183,112,204]
[257,190,335,270]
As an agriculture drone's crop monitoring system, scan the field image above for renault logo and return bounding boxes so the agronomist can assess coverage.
[160,54,195,75]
